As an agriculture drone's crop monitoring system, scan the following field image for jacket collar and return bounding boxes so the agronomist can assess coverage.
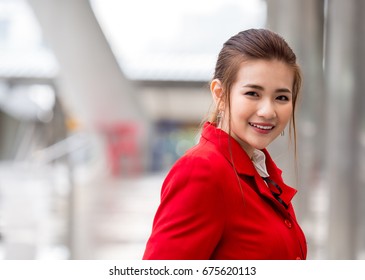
[261,149,297,206]
[200,122,297,206]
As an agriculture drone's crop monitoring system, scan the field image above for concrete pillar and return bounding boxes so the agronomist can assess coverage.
[324,0,365,259]
[266,0,326,259]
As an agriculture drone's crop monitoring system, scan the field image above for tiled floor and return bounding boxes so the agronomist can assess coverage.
[0,162,165,260]
[73,172,164,260]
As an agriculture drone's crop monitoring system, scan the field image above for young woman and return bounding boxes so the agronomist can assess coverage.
[143,29,307,260]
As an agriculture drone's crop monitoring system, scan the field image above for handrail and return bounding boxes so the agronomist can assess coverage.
[31,132,92,165]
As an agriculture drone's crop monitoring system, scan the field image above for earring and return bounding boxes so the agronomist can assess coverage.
[217,111,223,128]
[281,130,285,136]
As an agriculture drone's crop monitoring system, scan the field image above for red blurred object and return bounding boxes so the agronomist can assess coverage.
[101,122,141,177]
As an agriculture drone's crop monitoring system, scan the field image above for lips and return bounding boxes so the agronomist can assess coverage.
[249,122,275,131]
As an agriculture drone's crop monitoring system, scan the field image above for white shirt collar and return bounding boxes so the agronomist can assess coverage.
[251,149,270,178]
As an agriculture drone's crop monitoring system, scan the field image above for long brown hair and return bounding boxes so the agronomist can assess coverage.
[209,28,302,156]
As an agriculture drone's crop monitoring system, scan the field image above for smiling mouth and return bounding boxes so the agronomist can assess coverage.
[249,122,275,130]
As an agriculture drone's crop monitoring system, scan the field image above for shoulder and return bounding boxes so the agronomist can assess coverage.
[160,141,230,196]
[172,139,231,175]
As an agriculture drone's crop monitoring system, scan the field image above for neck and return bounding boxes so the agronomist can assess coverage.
[217,121,254,158]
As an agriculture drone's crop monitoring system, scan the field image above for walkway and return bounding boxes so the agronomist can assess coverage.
[75,172,164,260]
[0,162,165,260]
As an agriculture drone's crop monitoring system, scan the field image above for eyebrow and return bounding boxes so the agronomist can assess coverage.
[243,84,292,94]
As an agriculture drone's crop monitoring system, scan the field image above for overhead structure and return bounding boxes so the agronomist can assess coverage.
[27,0,145,128]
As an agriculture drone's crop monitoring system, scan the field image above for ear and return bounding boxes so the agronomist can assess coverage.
[210,79,224,110]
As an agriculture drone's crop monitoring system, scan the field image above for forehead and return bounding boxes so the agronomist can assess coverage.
[235,59,294,89]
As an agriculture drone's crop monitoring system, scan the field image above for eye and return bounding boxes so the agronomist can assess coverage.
[244,91,259,97]
[276,95,290,101]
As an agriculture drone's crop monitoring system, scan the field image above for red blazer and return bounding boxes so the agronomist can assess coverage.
[143,122,307,260]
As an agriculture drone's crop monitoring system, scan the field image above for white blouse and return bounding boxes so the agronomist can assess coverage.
[251,149,270,178]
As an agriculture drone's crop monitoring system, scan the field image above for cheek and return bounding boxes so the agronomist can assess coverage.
[231,108,250,124]
[231,99,252,118]
[281,106,293,123]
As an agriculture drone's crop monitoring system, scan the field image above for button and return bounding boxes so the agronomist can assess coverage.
[284,219,292,228]
[296,257,302,260]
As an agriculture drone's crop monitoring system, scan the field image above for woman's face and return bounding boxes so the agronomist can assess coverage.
[217,59,294,158]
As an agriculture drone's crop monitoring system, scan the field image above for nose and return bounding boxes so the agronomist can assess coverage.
[257,100,276,119]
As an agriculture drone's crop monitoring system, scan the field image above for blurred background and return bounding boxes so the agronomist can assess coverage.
[0,0,364,260]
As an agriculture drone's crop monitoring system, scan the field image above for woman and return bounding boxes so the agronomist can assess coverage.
[143,29,307,260]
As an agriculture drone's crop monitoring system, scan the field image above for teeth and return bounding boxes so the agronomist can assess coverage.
[250,123,274,130]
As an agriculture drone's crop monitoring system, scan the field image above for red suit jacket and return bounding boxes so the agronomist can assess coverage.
[143,122,307,260]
